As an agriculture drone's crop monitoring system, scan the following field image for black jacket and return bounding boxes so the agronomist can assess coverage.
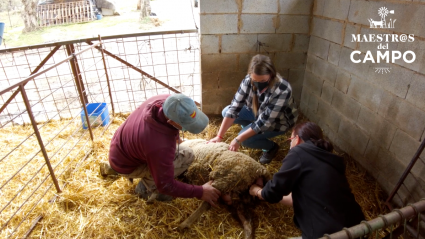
[262,141,365,239]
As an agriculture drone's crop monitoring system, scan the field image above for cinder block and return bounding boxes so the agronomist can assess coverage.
[389,129,421,167]
[414,7,425,38]
[200,0,238,13]
[200,35,219,54]
[339,46,371,79]
[347,0,375,26]
[279,69,290,80]
[338,117,369,155]
[241,14,276,34]
[331,90,361,122]
[333,134,353,155]
[221,34,258,53]
[303,71,323,97]
[307,105,321,125]
[343,23,359,50]
[201,54,238,73]
[288,69,305,104]
[308,93,320,114]
[322,0,351,20]
[357,27,397,55]
[258,34,292,52]
[200,15,238,34]
[243,0,278,13]
[364,139,381,167]
[320,81,335,104]
[277,15,310,34]
[275,52,307,69]
[367,64,414,99]
[347,75,384,113]
[335,69,351,94]
[376,152,405,195]
[306,55,315,72]
[308,36,330,60]
[313,0,325,16]
[317,99,342,133]
[328,43,341,66]
[357,106,397,150]
[312,57,338,85]
[300,87,310,114]
[395,37,425,75]
[279,0,313,15]
[311,17,344,44]
[292,34,310,52]
[202,72,219,90]
[218,71,248,89]
[323,124,338,146]
[380,97,425,141]
[238,53,258,72]
[202,88,236,115]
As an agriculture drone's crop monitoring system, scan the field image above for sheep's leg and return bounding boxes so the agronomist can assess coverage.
[237,208,253,239]
[177,201,211,231]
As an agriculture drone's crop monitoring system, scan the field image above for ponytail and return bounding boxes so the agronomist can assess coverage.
[310,138,333,152]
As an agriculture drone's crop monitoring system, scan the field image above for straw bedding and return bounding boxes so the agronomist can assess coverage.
[1,114,388,238]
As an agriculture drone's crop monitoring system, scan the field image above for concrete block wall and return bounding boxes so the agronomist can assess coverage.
[200,0,312,115]
[301,0,425,205]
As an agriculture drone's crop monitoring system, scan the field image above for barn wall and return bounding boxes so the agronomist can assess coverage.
[199,0,312,115]
[301,0,425,205]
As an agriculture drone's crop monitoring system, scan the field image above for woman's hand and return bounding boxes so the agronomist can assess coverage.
[249,184,262,199]
[229,138,240,151]
[207,136,222,144]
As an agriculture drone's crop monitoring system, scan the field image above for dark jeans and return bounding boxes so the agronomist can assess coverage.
[222,105,286,151]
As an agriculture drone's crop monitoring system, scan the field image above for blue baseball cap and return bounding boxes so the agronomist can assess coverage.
[163,94,209,134]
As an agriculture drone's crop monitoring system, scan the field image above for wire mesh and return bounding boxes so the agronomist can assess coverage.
[0,30,200,238]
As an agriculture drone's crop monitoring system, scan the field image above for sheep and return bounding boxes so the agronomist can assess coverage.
[177,139,271,239]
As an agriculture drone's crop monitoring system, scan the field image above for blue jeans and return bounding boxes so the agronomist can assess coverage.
[222,105,286,151]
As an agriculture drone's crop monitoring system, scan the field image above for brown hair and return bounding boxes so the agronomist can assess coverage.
[247,54,278,116]
[292,122,334,152]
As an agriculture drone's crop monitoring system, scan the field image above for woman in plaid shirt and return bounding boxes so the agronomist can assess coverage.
[208,54,298,164]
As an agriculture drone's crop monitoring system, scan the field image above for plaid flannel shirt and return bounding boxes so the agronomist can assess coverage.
[225,74,298,134]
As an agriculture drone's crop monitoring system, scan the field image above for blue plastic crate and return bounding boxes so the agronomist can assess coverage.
[81,103,109,129]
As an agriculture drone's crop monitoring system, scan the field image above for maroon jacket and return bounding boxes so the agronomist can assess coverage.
[108,94,203,199]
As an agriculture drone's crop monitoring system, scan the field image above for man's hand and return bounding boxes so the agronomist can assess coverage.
[207,136,222,144]
[201,180,221,207]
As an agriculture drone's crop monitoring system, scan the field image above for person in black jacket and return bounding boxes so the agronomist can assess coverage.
[249,122,365,239]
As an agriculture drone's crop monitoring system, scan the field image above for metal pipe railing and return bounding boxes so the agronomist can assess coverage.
[321,198,425,239]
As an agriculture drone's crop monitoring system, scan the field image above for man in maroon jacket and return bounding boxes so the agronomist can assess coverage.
[100,94,221,206]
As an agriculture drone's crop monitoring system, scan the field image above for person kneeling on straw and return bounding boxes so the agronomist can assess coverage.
[100,94,221,205]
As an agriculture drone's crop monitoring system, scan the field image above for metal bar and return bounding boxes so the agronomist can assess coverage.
[31,45,61,74]
[0,88,21,115]
[320,199,425,239]
[0,43,101,95]
[0,46,60,115]
[98,35,115,115]
[385,138,425,206]
[19,85,62,193]
[87,40,201,106]
[0,29,198,53]
[65,44,88,103]
[68,53,94,141]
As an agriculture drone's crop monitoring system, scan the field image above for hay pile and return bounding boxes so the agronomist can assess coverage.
[181,139,270,193]
[1,115,388,238]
